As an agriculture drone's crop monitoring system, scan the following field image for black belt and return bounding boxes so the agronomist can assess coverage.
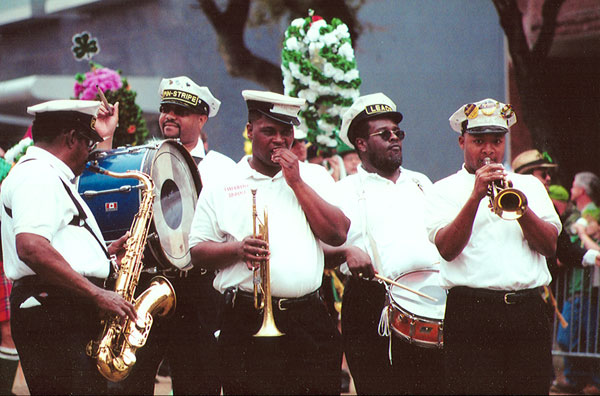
[233,289,321,311]
[449,286,542,305]
[13,275,106,291]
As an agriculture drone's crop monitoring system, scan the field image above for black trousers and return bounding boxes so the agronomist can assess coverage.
[219,289,342,395]
[115,269,222,395]
[342,277,445,395]
[444,287,553,395]
[10,277,107,395]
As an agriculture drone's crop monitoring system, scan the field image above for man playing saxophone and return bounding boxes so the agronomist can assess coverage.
[424,98,561,394]
[0,100,136,395]
[189,90,350,395]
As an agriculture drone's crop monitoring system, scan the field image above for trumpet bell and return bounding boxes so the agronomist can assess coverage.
[493,188,528,220]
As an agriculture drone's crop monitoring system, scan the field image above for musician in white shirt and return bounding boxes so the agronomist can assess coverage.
[324,93,444,394]
[189,90,350,395]
[1,100,135,395]
[425,98,561,395]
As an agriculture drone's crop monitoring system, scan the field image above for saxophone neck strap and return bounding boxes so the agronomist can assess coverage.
[58,178,110,259]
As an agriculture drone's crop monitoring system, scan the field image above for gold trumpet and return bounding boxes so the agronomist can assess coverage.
[251,189,284,337]
[484,157,528,220]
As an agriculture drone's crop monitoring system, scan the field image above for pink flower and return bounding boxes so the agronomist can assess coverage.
[73,67,123,100]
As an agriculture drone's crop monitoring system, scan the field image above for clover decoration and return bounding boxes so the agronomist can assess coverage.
[281,10,361,152]
[71,31,100,61]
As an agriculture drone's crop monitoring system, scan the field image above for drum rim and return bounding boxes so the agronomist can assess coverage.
[144,139,202,270]
[388,267,446,320]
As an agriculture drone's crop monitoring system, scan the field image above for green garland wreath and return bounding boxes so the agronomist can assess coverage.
[281,11,361,153]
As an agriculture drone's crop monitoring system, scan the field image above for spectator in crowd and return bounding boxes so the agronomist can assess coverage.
[339,148,361,176]
[511,149,557,190]
[552,173,600,394]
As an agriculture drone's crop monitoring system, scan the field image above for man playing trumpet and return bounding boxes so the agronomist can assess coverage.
[189,90,350,395]
[425,99,561,395]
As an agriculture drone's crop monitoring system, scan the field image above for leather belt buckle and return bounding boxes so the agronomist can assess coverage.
[504,292,517,305]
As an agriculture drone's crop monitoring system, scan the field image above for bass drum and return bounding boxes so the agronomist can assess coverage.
[78,140,201,271]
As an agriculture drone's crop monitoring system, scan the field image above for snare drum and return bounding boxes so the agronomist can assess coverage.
[388,268,447,348]
[78,140,201,271]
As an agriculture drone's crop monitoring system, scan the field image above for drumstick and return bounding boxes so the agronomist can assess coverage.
[96,85,114,115]
[544,285,568,328]
[374,274,438,302]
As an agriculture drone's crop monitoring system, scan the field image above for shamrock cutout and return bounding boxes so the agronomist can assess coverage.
[71,31,100,61]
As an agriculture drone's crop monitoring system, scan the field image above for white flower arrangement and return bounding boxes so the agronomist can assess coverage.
[281,11,361,151]
[4,137,33,164]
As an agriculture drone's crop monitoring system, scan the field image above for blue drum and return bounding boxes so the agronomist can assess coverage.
[78,140,201,271]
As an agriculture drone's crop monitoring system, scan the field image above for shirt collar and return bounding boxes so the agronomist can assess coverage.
[357,164,406,184]
[189,138,206,159]
[236,155,284,181]
[24,146,76,183]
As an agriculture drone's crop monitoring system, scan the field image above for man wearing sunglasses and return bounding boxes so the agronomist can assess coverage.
[511,149,557,191]
[324,93,444,394]
[425,99,561,394]
[0,100,136,395]
[117,76,224,395]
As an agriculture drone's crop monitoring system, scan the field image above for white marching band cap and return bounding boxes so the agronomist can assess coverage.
[449,98,517,134]
[340,92,403,148]
[27,99,103,142]
[242,90,305,126]
[159,76,221,117]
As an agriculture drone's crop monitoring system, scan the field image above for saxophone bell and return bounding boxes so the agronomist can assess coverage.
[86,168,176,382]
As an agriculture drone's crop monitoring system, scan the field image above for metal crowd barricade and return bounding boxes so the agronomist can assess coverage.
[551,265,600,358]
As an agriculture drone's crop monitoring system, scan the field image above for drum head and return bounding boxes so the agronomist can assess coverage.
[390,269,447,320]
[144,140,201,271]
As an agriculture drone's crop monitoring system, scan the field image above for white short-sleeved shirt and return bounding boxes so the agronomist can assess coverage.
[425,165,562,290]
[336,166,440,279]
[189,156,339,298]
[1,146,110,280]
[189,138,206,159]
[198,150,237,188]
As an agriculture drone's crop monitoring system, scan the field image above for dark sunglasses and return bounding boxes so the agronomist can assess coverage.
[160,104,191,117]
[76,131,97,150]
[533,169,553,178]
[369,128,405,141]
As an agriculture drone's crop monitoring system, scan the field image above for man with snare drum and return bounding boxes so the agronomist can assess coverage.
[425,99,561,395]
[324,93,444,395]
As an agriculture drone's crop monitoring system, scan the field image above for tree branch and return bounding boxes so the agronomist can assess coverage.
[198,0,283,92]
[531,0,565,60]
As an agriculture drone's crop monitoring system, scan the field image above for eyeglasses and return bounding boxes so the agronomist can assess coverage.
[369,128,405,141]
[76,131,97,150]
[160,104,191,117]
[533,169,553,179]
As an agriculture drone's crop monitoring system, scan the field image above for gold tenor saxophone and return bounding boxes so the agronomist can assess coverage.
[86,165,176,382]
[251,189,283,337]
